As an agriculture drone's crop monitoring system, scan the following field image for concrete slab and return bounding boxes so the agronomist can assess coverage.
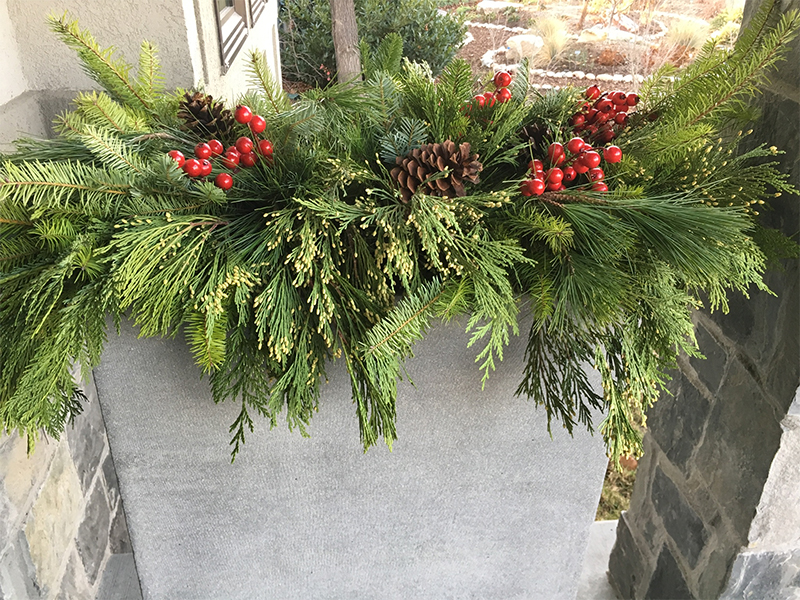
[577,520,620,599]
[94,319,608,600]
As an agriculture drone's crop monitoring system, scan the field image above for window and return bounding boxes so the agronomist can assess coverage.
[215,0,251,71]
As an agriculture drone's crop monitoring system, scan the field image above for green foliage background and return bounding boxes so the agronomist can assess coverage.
[0,4,798,463]
[280,0,466,84]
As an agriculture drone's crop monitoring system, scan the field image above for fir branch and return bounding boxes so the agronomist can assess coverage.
[48,14,153,112]
[246,49,292,114]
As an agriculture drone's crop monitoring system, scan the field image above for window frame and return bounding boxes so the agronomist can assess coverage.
[215,0,251,73]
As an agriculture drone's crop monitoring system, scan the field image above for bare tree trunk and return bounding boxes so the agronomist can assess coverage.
[330,0,362,83]
[578,0,590,30]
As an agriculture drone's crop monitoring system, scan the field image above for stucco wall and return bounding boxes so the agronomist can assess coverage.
[0,0,282,150]
[5,0,195,92]
[4,0,281,100]
[0,0,29,104]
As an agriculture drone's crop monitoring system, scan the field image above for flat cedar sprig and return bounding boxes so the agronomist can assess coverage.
[0,2,797,463]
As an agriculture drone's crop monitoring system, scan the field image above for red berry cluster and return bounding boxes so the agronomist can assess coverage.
[520,138,623,197]
[165,105,274,191]
[469,71,514,110]
[569,85,639,145]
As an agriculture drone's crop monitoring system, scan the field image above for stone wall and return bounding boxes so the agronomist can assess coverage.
[0,369,141,600]
[607,0,800,596]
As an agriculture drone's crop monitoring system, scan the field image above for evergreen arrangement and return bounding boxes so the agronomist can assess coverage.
[1,6,797,461]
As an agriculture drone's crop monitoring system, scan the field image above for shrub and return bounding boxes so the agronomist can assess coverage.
[280,0,465,85]
[533,16,570,66]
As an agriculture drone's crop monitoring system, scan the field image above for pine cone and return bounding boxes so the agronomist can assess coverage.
[390,141,482,203]
[177,92,235,140]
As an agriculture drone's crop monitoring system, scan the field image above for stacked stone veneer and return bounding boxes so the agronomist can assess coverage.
[0,369,141,599]
[607,0,800,596]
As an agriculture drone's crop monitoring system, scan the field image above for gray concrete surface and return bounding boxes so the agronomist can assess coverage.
[94,318,609,600]
[577,520,620,600]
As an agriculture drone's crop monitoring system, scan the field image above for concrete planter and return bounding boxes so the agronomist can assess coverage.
[94,319,608,599]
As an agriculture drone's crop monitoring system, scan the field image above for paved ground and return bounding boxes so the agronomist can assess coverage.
[576,520,621,599]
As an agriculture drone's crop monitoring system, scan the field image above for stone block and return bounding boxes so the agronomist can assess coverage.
[694,360,782,539]
[76,483,111,585]
[720,549,800,599]
[762,265,800,412]
[95,554,143,600]
[645,544,695,600]
[55,547,92,600]
[688,323,727,395]
[24,442,83,593]
[647,373,710,472]
[0,531,43,599]
[67,378,107,494]
[747,416,800,549]
[102,451,121,509]
[697,545,736,600]
[109,502,133,555]
[0,432,56,522]
[651,466,708,569]
[608,512,649,599]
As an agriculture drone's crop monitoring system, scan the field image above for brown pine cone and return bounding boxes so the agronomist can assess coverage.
[177,92,235,140]
[390,141,482,203]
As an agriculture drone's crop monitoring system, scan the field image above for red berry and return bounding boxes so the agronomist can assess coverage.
[603,146,623,163]
[611,91,627,105]
[596,129,616,144]
[493,71,513,88]
[183,158,202,178]
[214,173,233,190]
[473,94,486,108]
[563,166,577,182]
[235,105,253,124]
[547,142,565,163]
[582,151,602,169]
[546,168,564,185]
[496,87,512,103]
[574,161,589,174]
[586,108,599,123]
[546,180,562,191]
[200,159,213,177]
[614,113,628,125]
[167,150,185,168]
[589,167,604,181]
[236,137,254,154]
[249,115,266,134]
[594,112,612,125]
[195,143,211,159]
[586,85,601,100]
[222,151,240,169]
[592,181,609,192]
[258,139,274,156]
[529,159,544,173]
[208,139,224,156]
[566,138,586,155]
[595,98,614,113]
[483,92,496,107]
[570,114,586,127]
[520,180,535,197]
[240,152,258,167]
[626,93,639,106]
[521,178,545,196]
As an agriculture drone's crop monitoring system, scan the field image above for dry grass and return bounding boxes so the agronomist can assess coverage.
[596,459,638,521]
